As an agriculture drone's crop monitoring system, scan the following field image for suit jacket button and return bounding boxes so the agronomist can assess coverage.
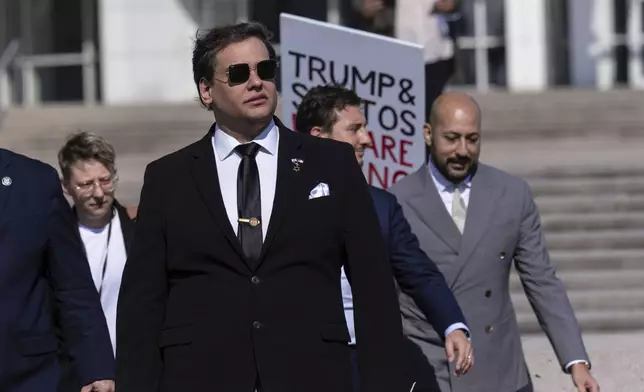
[499,252,506,260]
[485,325,494,334]
[251,276,260,284]
[253,321,262,329]
[485,290,492,298]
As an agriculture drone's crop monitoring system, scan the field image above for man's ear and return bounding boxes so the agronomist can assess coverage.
[199,77,213,106]
[423,123,432,147]
[310,126,329,138]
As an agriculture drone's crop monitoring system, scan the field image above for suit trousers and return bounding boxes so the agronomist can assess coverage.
[516,380,534,392]
[349,345,360,392]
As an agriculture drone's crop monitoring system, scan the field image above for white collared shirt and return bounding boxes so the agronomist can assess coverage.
[211,121,279,240]
[78,211,127,356]
[428,158,472,216]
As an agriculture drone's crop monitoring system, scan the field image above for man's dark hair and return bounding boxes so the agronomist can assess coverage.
[295,84,362,135]
[192,22,276,109]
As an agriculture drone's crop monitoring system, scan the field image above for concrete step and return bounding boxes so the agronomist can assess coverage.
[548,249,644,271]
[14,90,644,142]
[541,211,644,232]
[510,269,644,291]
[469,87,644,109]
[521,165,644,180]
[512,289,644,314]
[482,124,644,141]
[484,145,644,176]
[0,127,208,157]
[0,104,213,132]
[545,229,644,251]
[536,194,644,215]
[517,309,644,333]
[469,89,644,141]
[528,175,644,197]
[3,90,644,143]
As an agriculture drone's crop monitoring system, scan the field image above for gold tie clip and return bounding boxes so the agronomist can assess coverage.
[238,217,261,227]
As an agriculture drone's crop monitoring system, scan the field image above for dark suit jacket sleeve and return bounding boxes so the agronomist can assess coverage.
[340,145,408,392]
[116,163,168,391]
[513,180,589,371]
[385,192,467,336]
[44,166,114,385]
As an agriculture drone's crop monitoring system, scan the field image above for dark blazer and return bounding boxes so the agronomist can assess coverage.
[369,186,466,337]
[114,199,136,252]
[57,198,136,392]
[0,149,114,392]
[116,119,408,392]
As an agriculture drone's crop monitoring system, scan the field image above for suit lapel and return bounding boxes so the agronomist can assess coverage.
[0,150,12,225]
[257,122,305,266]
[406,166,461,253]
[456,165,505,265]
[114,200,136,255]
[187,127,248,267]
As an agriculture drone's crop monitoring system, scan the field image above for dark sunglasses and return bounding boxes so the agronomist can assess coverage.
[218,59,279,85]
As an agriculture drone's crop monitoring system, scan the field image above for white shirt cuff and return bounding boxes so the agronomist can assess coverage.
[444,323,470,339]
[565,359,589,372]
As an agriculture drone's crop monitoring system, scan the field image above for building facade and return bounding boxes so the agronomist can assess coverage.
[0,0,642,107]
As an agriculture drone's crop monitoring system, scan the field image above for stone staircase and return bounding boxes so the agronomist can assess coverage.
[1,88,643,333]
[472,89,644,333]
[512,168,644,332]
[0,103,214,206]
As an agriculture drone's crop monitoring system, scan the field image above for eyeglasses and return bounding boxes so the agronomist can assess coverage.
[73,175,118,196]
[216,59,279,86]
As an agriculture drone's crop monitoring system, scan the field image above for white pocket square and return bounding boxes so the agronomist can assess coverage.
[309,182,330,200]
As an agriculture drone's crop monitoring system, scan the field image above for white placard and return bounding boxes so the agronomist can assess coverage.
[280,13,426,189]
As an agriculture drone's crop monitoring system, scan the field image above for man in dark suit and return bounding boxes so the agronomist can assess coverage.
[56,132,136,392]
[0,148,114,392]
[294,84,473,391]
[116,22,407,392]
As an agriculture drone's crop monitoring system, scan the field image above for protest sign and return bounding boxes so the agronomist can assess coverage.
[280,13,425,189]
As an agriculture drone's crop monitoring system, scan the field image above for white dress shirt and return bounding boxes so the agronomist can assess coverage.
[340,268,357,344]
[428,159,586,370]
[79,211,127,356]
[211,120,279,239]
[428,159,472,211]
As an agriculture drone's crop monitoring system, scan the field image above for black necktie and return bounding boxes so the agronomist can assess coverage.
[235,142,262,262]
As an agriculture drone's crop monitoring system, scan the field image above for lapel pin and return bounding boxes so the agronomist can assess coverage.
[1,176,11,186]
[291,158,303,172]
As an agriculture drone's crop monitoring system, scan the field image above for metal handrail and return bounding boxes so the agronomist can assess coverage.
[0,39,21,127]
[15,52,86,68]
[0,40,20,69]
